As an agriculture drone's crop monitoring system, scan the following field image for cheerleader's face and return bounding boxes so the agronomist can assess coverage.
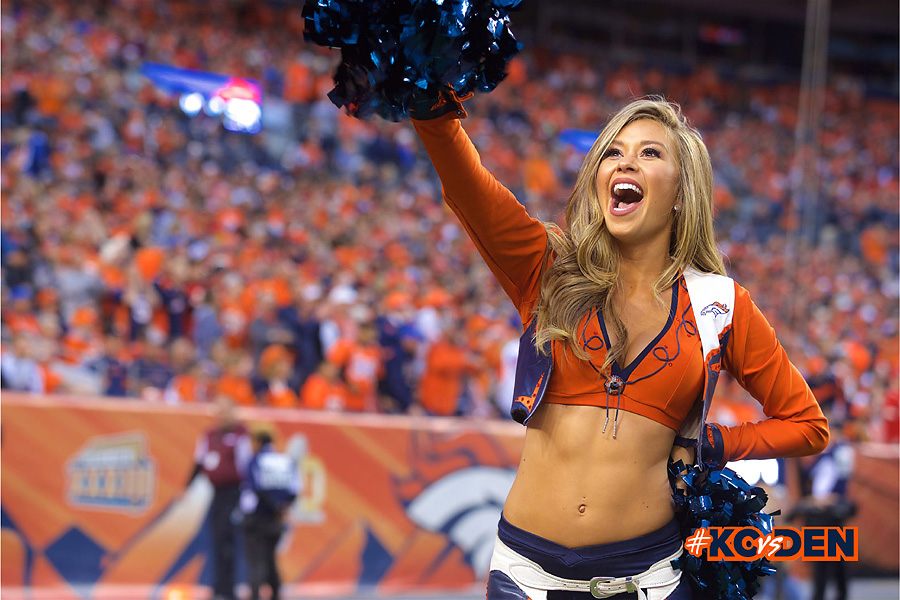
[597,119,680,250]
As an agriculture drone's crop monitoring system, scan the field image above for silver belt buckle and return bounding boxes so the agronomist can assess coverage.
[590,576,636,598]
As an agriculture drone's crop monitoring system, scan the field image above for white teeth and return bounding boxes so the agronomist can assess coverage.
[613,182,643,196]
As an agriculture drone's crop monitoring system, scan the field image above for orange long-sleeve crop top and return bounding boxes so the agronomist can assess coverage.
[412,115,829,464]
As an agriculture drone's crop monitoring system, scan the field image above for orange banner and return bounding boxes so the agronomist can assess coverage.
[2,393,897,599]
[0,393,525,598]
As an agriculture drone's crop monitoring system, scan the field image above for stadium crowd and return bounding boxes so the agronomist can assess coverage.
[1,1,897,441]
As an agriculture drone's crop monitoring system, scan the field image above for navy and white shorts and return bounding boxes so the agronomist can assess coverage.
[486,514,692,600]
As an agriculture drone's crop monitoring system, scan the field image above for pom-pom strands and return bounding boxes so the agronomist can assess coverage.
[669,460,779,600]
[303,0,523,120]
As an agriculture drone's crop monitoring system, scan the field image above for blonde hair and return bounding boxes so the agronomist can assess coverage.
[534,97,726,370]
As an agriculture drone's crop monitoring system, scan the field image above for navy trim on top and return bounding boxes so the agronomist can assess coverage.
[597,277,680,380]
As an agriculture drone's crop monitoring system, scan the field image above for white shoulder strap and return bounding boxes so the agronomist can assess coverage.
[678,268,735,443]
[683,268,734,361]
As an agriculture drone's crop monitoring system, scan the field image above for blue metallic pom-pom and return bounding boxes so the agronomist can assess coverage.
[303,0,523,120]
[669,460,780,600]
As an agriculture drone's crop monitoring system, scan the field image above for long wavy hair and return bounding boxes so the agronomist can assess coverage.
[534,97,726,371]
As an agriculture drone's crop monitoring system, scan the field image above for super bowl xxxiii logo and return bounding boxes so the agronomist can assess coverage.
[685,526,858,561]
[66,432,156,513]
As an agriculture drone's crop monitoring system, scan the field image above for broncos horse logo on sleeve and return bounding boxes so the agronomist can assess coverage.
[700,302,730,317]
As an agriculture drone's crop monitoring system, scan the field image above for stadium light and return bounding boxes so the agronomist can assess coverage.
[224,98,263,134]
[206,96,226,116]
[141,63,263,134]
[178,92,204,116]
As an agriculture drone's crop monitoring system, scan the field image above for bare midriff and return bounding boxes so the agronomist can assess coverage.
[503,402,677,548]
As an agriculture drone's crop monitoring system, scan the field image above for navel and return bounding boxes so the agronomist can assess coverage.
[578,503,587,514]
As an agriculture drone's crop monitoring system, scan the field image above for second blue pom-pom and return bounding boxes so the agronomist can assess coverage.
[669,460,780,600]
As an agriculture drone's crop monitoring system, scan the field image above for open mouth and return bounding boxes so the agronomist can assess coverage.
[609,181,644,216]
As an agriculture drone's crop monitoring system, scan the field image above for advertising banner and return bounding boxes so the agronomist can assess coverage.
[1,393,896,599]
[0,393,524,598]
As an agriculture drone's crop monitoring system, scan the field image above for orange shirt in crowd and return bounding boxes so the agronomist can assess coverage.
[4,312,40,336]
[326,339,384,412]
[134,247,165,282]
[165,374,209,404]
[219,301,249,348]
[284,60,315,103]
[215,207,245,232]
[29,75,68,116]
[301,373,350,411]
[860,226,888,267]
[215,374,256,407]
[264,381,299,409]
[60,332,104,365]
[419,340,471,417]
[241,278,292,311]
[40,363,62,393]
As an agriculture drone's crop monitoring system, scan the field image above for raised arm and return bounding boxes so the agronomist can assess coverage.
[714,283,829,463]
[412,113,548,318]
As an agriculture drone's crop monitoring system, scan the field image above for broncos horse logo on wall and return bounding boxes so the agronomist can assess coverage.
[406,466,515,577]
[700,302,730,317]
[395,431,521,579]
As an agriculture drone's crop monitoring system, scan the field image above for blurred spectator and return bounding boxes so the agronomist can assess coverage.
[155,264,191,342]
[164,338,209,404]
[133,340,174,400]
[186,396,252,600]
[792,414,859,600]
[493,323,521,418]
[91,334,131,397]
[249,293,294,363]
[257,344,299,408]
[805,355,847,421]
[418,328,479,417]
[4,249,33,289]
[883,377,899,443]
[326,320,384,412]
[376,292,423,412]
[214,348,257,407]
[277,283,323,390]
[192,291,224,360]
[240,429,299,600]
[4,285,39,336]
[60,306,103,365]
[300,361,349,411]
[1,334,44,392]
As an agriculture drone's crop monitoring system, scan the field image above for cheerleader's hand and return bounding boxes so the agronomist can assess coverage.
[409,85,473,121]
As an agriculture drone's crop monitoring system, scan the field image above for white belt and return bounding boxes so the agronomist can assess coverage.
[490,535,684,600]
